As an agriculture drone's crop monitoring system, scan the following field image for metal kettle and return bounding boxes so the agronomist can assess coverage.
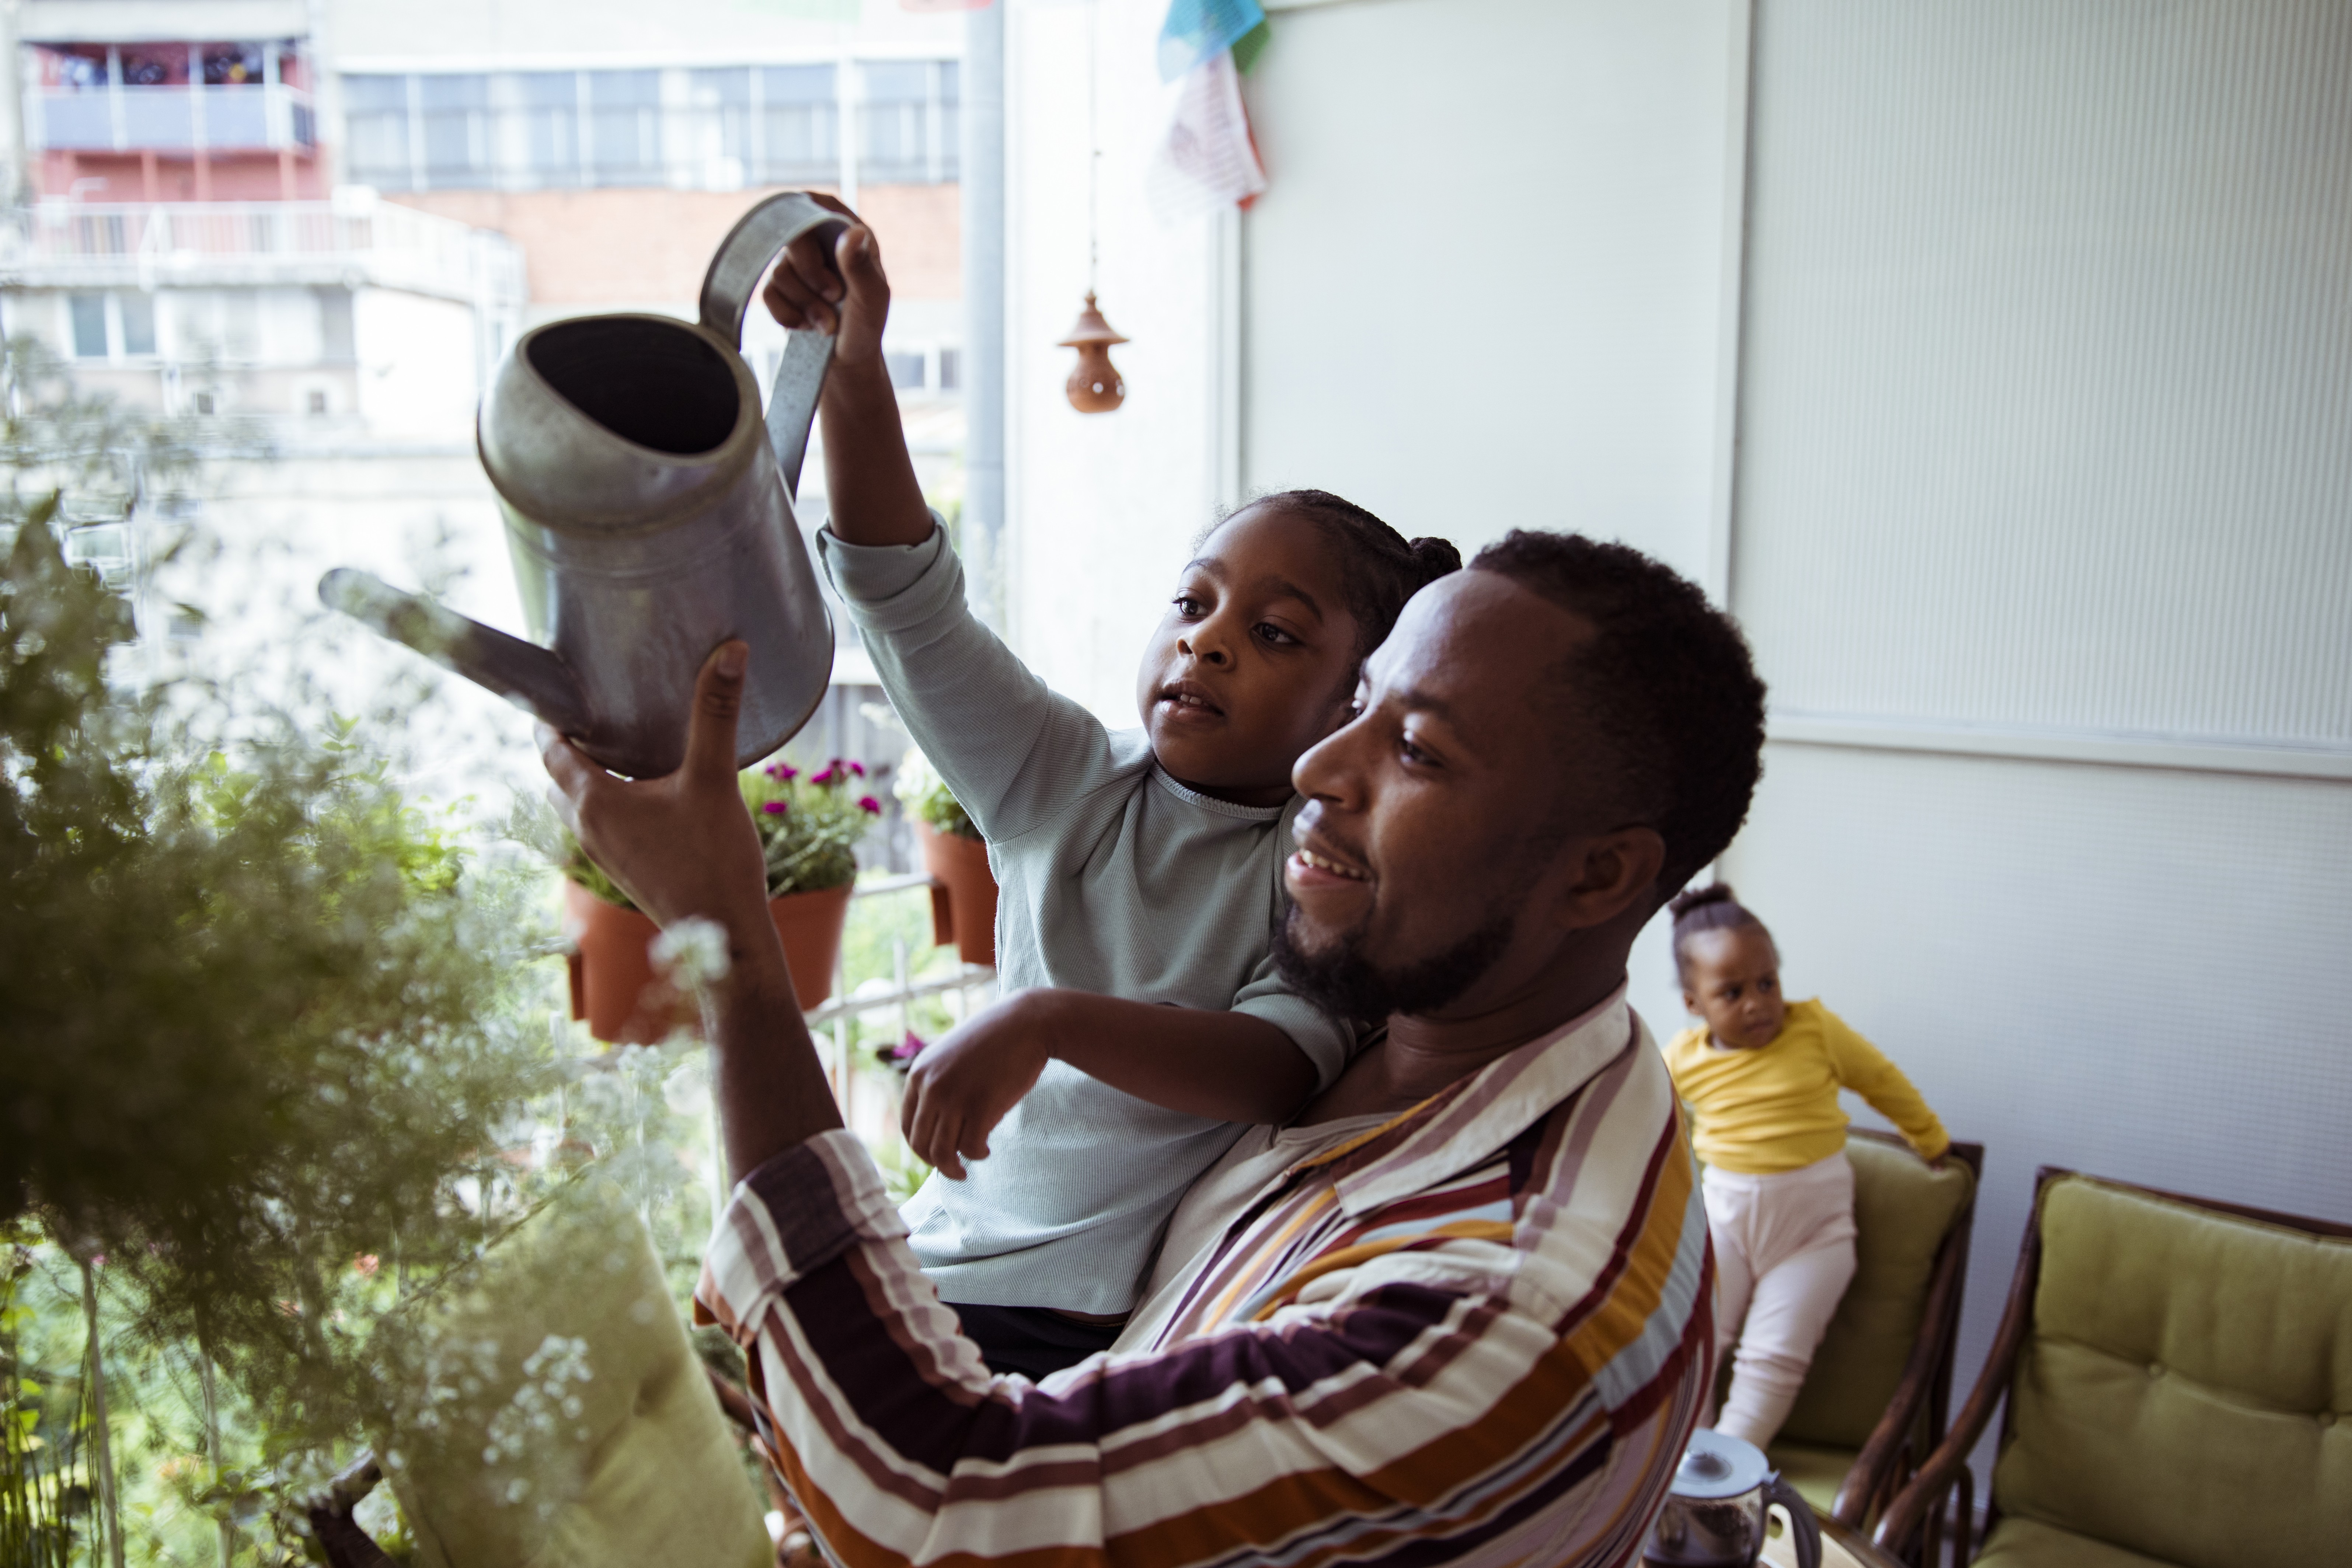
[320,192,847,779]
[1643,1430,1821,1568]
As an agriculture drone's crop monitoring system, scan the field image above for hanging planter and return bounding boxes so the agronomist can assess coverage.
[915,823,997,967]
[1059,292,1128,414]
[561,757,881,1043]
[896,747,998,966]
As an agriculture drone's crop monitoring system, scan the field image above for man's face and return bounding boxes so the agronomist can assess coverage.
[1275,569,1615,1021]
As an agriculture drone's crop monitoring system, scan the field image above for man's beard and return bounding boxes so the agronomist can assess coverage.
[1272,899,1517,1025]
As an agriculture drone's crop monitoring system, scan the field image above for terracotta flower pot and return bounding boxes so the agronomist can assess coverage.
[564,879,855,1044]
[915,822,997,967]
[769,882,854,1011]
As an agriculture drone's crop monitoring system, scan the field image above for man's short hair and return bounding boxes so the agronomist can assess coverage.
[1468,530,1767,895]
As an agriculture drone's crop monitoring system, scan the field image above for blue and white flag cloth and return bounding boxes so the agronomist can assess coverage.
[1157,0,1264,82]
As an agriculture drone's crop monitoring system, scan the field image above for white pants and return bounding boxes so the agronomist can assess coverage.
[1703,1151,1858,1450]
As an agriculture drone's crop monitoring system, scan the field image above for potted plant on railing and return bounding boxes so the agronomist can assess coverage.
[562,757,880,1043]
[894,747,996,967]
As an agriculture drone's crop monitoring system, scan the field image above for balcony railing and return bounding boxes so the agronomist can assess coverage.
[36,84,317,154]
[1,198,525,308]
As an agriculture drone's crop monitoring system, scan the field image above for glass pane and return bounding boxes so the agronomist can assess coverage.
[316,287,355,360]
[419,73,489,109]
[516,71,578,107]
[689,67,749,106]
[860,61,927,105]
[118,291,155,356]
[346,112,412,187]
[342,74,408,111]
[760,64,834,104]
[69,294,107,358]
[587,69,660,107]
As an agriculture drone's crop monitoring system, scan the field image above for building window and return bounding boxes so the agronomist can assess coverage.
[858,61,957,184]
[118,291,156,356]
[418,74,493,190]
[306,388,329,416]
[937,346,960,391]
[336,63,949,192]
[69,293,109,358]
[343,75,412,188]
[586,70,663,188]
[882,350,927,392]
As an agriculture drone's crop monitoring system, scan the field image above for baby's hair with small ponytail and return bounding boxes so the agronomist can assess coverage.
[1219,489,1461,660]
[1668,882,1773,984]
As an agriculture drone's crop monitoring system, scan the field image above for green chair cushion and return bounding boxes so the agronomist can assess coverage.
[1973,1516,2180,1568]
[1762,1438,1853,1515]
[1993,1176,2352,1568]
[1774,1137,1975,1448]
[384,1182,772,1568]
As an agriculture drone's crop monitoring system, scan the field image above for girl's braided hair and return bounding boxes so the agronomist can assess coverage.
[1667,882,1771,982]
[1244,489,1462,658]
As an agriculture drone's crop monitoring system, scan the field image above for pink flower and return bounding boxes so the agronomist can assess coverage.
[811,767,837,786]
[858,795,882,815]
[892,1031,927,1062]
[354,1254,380,1278]
[761,800,789,816]
[775,763,798,781]
[847,760,866,777]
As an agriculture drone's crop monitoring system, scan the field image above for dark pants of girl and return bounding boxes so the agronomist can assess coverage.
[950,1303,1125,1382]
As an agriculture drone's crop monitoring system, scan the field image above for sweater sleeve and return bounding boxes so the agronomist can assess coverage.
[819,523,1123,843]
[1819,1008,1949,1160]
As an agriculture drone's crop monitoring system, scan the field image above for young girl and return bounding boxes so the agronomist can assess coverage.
[1663,884,1949,1450]
[762,204,1460,1380]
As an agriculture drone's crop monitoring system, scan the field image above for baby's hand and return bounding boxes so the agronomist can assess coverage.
[762,192,890,371]
[900,994,1053,1180]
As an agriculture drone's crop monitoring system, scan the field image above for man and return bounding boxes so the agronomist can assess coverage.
[543,529,1767,1567]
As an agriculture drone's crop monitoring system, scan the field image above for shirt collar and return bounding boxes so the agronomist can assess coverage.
[1301,983,1639,1217]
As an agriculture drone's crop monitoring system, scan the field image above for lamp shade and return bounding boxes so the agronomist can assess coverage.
[1057,291,1128,413]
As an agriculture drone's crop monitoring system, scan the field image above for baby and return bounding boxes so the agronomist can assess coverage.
[762,199,1459,1379]
[1662,884,1949,1450]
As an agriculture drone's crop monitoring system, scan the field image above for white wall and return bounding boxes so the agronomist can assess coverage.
[1725,0,2352,1481]
[1241,0,1743,589]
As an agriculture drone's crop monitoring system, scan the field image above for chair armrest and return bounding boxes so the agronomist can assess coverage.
[1874,1201,2041,1557]
[1832,1212,1971,1525]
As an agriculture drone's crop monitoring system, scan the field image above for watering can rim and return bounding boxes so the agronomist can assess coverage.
[475,311,770,541]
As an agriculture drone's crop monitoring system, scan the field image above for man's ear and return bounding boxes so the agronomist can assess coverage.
[1547,826,1667,933]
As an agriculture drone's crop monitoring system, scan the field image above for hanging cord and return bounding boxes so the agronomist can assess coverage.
[1088,0,1101,293]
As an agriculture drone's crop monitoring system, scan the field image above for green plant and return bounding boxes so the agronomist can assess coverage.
[892,746,980,840]
[0,344,569,1559]
[562,757,880,910]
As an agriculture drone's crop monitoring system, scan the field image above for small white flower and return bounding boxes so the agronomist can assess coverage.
[649,916,730,992]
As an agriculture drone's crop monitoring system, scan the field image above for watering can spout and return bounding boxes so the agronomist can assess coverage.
[318,569,592,738]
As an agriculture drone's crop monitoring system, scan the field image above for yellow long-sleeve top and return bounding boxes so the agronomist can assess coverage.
[1662,999,1948,1174]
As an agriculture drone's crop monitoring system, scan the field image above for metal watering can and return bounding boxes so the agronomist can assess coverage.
[320,192,847,779]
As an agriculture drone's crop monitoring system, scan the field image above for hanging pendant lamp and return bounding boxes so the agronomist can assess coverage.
[1059,292,1128,413]
[1060,0,1126,415]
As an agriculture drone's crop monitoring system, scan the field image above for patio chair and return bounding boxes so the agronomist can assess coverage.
[312,1181,773,1568]
[1874,1168,2352,1567]
[1722,1130,1981,1564]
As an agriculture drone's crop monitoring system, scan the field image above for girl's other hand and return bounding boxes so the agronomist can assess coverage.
[900,993,1054,1180]
[762,192,891,370]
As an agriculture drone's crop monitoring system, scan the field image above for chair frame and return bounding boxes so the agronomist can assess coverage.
[1873,1167,2352,1564]
[1816,1130,1984,1566]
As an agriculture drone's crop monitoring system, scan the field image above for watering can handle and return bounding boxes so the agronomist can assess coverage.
[1762,1475,1822,1568]
[698,192,853,501]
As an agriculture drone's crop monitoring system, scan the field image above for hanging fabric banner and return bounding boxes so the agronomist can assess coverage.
[1147,48,1266,221]
[1157,0,1265,83]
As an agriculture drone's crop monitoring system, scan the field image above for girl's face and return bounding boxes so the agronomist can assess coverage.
[1135,504,1363,807]
[1681,925,1787,1049]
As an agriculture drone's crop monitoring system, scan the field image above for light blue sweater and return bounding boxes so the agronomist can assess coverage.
[819,525,1351,1314]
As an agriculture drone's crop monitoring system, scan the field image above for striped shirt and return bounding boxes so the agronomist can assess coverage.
[696,992,1713,1567]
